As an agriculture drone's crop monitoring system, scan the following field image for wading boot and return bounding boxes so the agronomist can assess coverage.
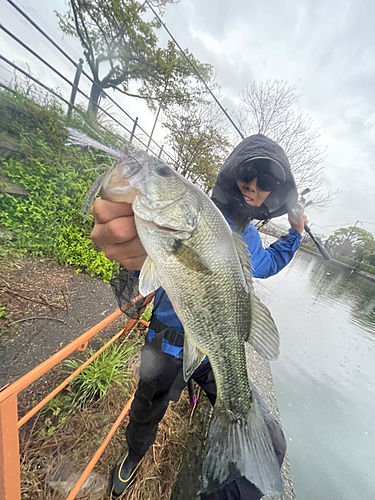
[110,452,142,498]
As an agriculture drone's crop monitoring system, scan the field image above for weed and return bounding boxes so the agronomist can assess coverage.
[0,87,120,281]
[140,304,154,322]
[0,305,8,320]
[64,341,136,407]
[40,393,73,436]
[0,303,9,337]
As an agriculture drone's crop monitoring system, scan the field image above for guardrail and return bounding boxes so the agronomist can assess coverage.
[0,309,150,500]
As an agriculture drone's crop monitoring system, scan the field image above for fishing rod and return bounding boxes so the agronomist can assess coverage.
[290,188,331,261]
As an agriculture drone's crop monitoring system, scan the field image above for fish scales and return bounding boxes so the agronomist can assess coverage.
[145,195,253,417]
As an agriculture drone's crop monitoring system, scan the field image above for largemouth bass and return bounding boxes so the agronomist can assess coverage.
[69,129,282,495]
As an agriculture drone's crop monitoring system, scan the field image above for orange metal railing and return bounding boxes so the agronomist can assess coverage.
[0,308,150,500]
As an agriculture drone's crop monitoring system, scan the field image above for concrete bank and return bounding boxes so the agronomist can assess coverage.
[300,246,375,283]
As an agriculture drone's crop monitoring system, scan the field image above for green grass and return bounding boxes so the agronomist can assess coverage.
[64,340,136,407]
[0,305,7,320]
[40,393,73,437]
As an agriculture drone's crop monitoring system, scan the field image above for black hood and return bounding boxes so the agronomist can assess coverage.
[212,134,298,229]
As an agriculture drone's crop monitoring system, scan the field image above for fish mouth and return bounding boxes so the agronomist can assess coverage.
[155,225,179,232]
[100,167,139,203]
[141,218,182,234]
[152,222,180,233]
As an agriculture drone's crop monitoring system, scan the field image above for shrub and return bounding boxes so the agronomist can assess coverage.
[334,254,375,275]
[0,89,120,280]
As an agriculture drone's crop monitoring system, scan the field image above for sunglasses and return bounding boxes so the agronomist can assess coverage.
[235,161,283,192]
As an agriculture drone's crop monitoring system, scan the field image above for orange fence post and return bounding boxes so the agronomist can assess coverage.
[0,394,21,500]
[0,309,123,406]
[65,394,135,500]
[0,309,150,500]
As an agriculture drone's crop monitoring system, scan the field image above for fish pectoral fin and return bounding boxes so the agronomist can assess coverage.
[183,336,206,382]
[246,293,280,360]
[139,257,161,296]
[171,240,213,275]
[81,171,109,215]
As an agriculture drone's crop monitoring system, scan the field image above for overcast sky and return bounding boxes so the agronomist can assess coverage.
[0,0,374,238]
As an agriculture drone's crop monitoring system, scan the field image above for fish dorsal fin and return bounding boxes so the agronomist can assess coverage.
[183,335,206,382]
[247,293,280,360]
[139,256,161,296]
[232,232,253,293]
[171,240,212,275]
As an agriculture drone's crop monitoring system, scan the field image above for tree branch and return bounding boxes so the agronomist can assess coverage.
[70,0,98,79]
[108,85,160,100]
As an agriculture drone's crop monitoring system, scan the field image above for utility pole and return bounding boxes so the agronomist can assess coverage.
[147,102,162,151]
[346,220,360,241]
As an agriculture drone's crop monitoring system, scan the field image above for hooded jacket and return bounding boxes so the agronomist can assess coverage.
[212,134,298,229]
[145,135,301,358]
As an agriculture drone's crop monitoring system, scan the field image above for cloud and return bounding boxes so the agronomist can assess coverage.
[163,0,375,236]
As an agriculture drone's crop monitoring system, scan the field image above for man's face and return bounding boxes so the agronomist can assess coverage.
[236,178,271,207]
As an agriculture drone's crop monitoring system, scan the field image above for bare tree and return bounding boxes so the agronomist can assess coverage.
[239,80,340,208]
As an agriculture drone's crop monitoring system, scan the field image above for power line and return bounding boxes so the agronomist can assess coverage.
[144,0,245,140]
[17,0,83,63]
[0,23,77,90]
[3,1,77,72]
[0,61,16,76]
[314,220,375,230]
[6,0,78,67]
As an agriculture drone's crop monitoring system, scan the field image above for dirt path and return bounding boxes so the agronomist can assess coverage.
[0,259,124,389]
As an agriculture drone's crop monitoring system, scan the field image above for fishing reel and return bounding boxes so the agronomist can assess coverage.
[289,188,313,220]
[289,188,330,260]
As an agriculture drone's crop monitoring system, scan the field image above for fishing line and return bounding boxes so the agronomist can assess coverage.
[144,0,244,140]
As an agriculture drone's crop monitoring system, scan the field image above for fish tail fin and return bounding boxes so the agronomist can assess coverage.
[202,398,283,495]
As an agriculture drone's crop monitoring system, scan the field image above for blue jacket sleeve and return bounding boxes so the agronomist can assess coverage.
[243,225,301,279]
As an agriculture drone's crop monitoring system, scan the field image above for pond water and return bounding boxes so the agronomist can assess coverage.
[254,246,375,500]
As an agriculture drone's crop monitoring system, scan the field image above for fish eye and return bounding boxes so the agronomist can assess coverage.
[157,165,171,177]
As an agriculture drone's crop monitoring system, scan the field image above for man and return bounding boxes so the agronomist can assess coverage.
[91,134,306,499]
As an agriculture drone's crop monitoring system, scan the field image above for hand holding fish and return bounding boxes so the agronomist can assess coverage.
[90,198,147,270]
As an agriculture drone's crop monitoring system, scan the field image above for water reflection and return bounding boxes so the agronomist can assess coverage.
[275,365,375,500]
[254,248,375,500]
[298,252,375,336]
